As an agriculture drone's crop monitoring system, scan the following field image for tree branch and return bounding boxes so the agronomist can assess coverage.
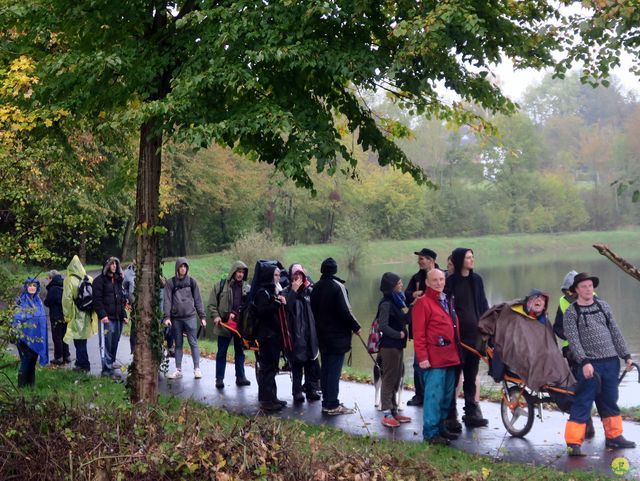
[593,243,640,282]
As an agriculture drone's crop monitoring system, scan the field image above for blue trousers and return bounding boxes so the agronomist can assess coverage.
[101,320,123,373]
[423,367,456,440]
[73,339,90,371]
[570,357,620,422]
[320,352,345,410]
[17,341,38,387]
[216,334,246,380]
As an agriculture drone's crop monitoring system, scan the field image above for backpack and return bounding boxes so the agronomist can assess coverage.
[238,300,259,343]
[367,314,382,354]
[72,274,94,312]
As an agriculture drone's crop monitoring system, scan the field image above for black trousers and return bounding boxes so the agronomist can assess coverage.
[51,319,70,361]
[448,346,480,419]
[292,358,320,395]
[256,335,281,403]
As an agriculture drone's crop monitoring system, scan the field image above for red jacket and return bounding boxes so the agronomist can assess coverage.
[412,288,460,368]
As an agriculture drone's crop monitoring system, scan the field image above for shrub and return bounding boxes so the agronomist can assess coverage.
[228,230,286,278]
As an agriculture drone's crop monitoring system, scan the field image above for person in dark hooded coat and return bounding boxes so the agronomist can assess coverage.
[92,257,129,377]
[13,278,48,386]
[252,261,289,411]
[44,269,70,364]
[443,247,489,430]
[283,263,320,403]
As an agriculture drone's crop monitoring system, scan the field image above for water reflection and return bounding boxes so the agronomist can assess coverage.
[345,257,640,407]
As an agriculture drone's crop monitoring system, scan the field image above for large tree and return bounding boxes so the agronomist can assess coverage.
[1,0,567,402]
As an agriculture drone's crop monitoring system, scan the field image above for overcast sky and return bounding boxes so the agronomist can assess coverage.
[493,50,640,102]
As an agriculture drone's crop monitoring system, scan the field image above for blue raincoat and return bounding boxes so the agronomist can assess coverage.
[13,278,49,365]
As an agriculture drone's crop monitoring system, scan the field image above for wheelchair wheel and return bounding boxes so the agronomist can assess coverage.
[501,386,535,438]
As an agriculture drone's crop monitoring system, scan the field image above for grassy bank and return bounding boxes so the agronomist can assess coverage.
[165,229,640,294]
[0,355,607,481]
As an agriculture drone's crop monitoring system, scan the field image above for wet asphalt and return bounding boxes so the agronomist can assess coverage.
[58,335,640,479]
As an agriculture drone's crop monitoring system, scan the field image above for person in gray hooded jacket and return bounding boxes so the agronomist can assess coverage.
[163,257,207,379]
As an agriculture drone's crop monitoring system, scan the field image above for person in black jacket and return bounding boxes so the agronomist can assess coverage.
[253,262,289,412]
[92,257,128,377]
[378,272,411,427]
[404,248,438,407]
[310,258,361,416]
[44,270,70,365]
[444,247,489,430]
[283,263,321,403]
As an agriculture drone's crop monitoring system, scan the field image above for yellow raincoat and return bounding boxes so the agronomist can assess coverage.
[63,255,98,342]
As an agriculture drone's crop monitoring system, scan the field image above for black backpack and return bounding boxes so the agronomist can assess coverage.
[72,274,94,312]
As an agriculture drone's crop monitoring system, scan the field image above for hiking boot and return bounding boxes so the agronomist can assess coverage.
[167,369,183,379]
[427,435,451,446]
[51,358,63,366]
[101,369,114,377]
[444,419,463,433]
[585,418,595,439]
[406,395,423,407]
[276,399,288,407]
[260,401,284,412]
[236,377,251,386]
[324,404,355,416]
[462,415,489,428]
[605,435,636,449]
[194,368,202,379]
[215,379,224,389]
[63,357,72,364]
[440,428,459,441]
[293,392,306,404]
[305,391,321,402]
[72,366,90,373]
[567,444,586,456]
[382,415,400,428]
[394,414,412,424]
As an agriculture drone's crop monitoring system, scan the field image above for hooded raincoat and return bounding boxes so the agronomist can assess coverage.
[209,260,250,338]
[284,264,319,363]
[13,278,49,365]
[478,294,575,391]
[63,255,98,342]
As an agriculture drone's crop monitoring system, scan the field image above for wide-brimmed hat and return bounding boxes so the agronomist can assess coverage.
[571,272,599,290]
[414,248,437,259]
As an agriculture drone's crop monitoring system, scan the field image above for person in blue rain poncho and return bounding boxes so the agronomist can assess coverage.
[12,278,49,386]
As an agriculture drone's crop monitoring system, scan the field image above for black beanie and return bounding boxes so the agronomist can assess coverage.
[320,257,338,276]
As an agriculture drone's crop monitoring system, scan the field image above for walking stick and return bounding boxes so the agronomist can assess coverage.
[618,362,640,384]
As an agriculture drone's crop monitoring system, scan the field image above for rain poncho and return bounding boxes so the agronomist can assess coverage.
[13,278,49,365]
[63,255,98,342]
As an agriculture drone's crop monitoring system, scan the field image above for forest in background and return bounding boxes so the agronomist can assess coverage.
[2,71,639,264]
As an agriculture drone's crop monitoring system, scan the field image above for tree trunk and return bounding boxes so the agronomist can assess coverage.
[131,118,163,403]
[121,215,136,263]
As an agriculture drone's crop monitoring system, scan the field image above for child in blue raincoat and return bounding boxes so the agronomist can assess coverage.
[12,278,49,386]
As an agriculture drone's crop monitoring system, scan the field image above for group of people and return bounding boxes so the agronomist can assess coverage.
[10,247,636,456]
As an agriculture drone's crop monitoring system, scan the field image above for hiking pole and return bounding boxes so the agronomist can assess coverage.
[355,332,382,376]
[618,362,640,384]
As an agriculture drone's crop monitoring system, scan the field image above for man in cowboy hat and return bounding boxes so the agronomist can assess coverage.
[563,272,635,456]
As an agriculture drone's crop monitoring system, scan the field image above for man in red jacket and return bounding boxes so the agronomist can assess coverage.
[412,268,461,445]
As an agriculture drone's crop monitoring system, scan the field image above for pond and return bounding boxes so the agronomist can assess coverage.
[343,254,640,408]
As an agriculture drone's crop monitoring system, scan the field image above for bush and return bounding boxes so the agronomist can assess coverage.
[228,230,286,278]
[334,215,370,273]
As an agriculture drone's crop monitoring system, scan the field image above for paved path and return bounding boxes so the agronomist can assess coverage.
[61,336,640,479]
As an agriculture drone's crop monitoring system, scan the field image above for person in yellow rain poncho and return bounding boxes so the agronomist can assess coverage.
[62,255,98,372]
